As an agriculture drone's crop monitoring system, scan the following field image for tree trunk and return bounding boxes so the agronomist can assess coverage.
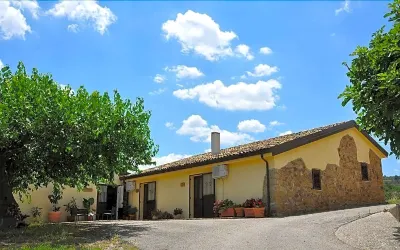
[0,164,17,228]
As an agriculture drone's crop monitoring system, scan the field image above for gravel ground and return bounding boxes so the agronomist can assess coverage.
[93,204,393,250]
[336,211,400,250]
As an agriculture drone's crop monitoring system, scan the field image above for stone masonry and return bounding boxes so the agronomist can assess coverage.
[269,135,385,216]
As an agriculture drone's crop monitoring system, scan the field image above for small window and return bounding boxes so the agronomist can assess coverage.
[361,163,369,181]
[312,169,321,190]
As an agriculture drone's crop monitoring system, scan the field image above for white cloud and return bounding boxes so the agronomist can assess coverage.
[269,120,284,127]
[0,59,3,69]
[11,0,40,19]
[139,153,192,170]
[177,115,254,146]
[154,74,166,83]
[335,0,351,15]
[176,83,184,88]
[162,10,237,61]
[47,0,117,35]
[247,64,279,77]
[259,47,272,55]
[165,65,204,80]
[235,44,254,60]
[173,79,281,111]
[165,122,175,129]
[149,88,166,96]
[240,74,247,80]
[237,119,266,133]
[279,130,293,136]
[67,23,78,33]
[0,1,32,40]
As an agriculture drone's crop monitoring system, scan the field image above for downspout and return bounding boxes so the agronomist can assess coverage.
[260,154,271,217]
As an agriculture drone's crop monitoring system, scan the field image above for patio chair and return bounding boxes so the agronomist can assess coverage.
[102,206,116,220]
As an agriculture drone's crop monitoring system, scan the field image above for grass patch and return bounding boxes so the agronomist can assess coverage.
[0,223,138,250]
[384,182,400,204]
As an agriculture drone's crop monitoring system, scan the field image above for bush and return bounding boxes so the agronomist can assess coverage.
[213,199,234,215]
[161,211,174,219]
[173,208,183,215]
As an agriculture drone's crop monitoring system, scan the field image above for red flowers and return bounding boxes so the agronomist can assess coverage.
[243,198,265,208]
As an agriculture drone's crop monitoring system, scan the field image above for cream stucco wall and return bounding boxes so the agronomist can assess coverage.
[127,155,269,219]
[271,128,386,170]
[14,175,122,222]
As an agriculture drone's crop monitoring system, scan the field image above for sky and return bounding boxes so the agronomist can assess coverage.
[0,0,399,176]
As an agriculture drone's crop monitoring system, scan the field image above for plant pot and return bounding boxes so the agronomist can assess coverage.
[173,214,183,219]
[48,211,62,223]
[234,207,244,217]
[220,208,235,217]
[244,208,255,218]
[66,215,75,222]
[253,207,265,218]
[87,215,94,221]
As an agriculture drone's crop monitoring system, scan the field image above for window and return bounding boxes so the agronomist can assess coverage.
[312,169,321,190]
[147,182,156,201]
[202,174,214,196]
[361,163,369,181]
[98,185,107,203]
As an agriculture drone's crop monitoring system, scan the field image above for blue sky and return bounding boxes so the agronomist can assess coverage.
[1,0,398,175]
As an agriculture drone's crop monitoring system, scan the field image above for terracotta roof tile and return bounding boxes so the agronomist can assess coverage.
[122,120,376,179]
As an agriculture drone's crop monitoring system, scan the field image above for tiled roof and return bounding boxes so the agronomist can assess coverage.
[122,120,387,179]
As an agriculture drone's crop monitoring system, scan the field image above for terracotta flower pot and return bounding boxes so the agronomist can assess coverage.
[253,207,265,218]
[234,207,244,217]
[244,208,255,218]
[220,208,235,217]
[48,211,61,223]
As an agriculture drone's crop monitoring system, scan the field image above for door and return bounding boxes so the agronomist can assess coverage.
[143,182,156,220]
[193,176,203,218]
[193,174,215,218]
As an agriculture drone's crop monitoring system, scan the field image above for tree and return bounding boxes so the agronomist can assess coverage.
[339,0,400,157]
[0,62,158,226]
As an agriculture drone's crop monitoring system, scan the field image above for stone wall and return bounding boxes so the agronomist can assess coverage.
[270,135,385,216]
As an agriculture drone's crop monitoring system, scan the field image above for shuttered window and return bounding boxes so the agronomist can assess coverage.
[147,182,156,201]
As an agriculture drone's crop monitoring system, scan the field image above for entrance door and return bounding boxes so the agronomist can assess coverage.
[143,182,156,220]
[193,173,215,218]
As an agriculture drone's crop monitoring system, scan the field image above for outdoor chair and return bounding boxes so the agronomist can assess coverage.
[102,206,116,220]
[75,208,88,222]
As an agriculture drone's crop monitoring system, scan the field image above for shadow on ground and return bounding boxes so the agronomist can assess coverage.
[0,221,150,248]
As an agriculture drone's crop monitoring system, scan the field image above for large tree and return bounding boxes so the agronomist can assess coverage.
[339,0,400,157]
[0,62,158,225]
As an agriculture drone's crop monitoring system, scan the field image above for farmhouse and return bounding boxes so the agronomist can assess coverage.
[122,120,387,219]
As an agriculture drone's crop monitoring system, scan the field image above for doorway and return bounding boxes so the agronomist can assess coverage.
[192,173,215,218]
[143,182,156,220]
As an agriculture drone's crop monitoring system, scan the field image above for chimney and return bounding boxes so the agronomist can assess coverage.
[211,132,220,155]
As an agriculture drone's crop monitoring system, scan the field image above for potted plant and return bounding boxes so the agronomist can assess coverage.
[214,199,235,217]
[64,197,78,222]
[253,198,265,218]
[30,206,42,224]
[243,198,255,218]
[173,208,183,219]
[128,206,138,220]
[48,187,63,223]
[161,211,174,219]
[151,209,162,220]
[233,204,244,217]
[83,197,94,221]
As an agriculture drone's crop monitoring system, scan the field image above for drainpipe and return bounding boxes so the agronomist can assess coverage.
[260,154,271,217]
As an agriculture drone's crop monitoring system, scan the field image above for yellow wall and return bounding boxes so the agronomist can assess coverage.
[272,128,386,170]
[14,176,122,222]
[127,155,269,219]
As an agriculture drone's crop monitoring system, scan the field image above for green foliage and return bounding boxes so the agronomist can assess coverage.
[173,208,183,215]
[83,197,94,212]
[48,187,63,212]
[64,197,78,215]
[31,206,42,218]
[0,62,158,194]
[338,0,400,157]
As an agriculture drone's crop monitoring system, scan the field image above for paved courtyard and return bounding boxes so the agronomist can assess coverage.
[94,204,397,250]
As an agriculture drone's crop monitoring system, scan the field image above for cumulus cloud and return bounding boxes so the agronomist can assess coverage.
[67,23,78,33]
[279,130,293,136]
[139,153,192,170]
[269,120,284,127]
[237,119,266,133]
[162,10,238,61]
[173,79,282,111]
[177,115,254,146]
[247,64,279,77]
[154,74,166,83]
[47,0,117,34]
[235,44,254,60]
[11,0,40,19]
[259,47,272,55]
[165,65,204,80]
[0,1,33,40]
[335,0,351,15]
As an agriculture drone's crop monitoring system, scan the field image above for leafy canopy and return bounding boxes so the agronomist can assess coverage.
[339,0,400,157]
[0,62,158,193]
